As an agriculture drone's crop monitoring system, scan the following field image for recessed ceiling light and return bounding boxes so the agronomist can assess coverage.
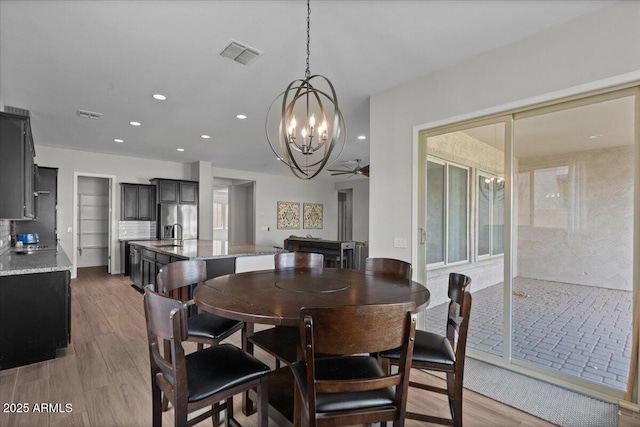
[357,135,366,140]
[152,94,167,101]
[201,135,211,139]
[114,138,124,143]
[236,114,247,120]
[589,134,603,139]
[130,121,141,126]
[177,148,185,152]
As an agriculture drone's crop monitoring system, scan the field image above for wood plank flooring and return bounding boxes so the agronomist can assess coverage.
[0,266,556,427]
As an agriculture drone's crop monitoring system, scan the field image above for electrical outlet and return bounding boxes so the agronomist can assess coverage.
[393,237,407,248]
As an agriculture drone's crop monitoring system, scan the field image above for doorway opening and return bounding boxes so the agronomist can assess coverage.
[337,189,353,241]
[73,173,115,278]
[213,178,256,243]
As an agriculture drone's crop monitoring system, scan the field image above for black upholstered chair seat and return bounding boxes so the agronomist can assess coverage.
[380,329,455,366]
[165,343,270,403]
[291,356,396,413]
[187,312,242,340]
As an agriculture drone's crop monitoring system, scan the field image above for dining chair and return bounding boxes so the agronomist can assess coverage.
[143,285,270,427]
[364,257,413,280]
[156,260,243,351]
[291,302,417,427]
[274,252,324,269]
[156,260,244,412]
[380,272,472,427]
[248,252,325,369]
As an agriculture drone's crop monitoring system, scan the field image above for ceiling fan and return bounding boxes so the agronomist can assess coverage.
[327,159,370,177]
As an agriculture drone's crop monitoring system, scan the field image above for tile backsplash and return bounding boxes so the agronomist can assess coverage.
[118,221,156,240]
[0,220,10,254]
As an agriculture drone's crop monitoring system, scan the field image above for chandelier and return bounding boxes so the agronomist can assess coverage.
[266,0,346,179]
[479,176,505,202]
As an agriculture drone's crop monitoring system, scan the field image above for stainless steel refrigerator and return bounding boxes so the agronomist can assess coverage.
[158,204,198,240]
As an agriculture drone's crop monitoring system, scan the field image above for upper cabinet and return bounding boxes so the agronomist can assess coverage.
[179,182,197,204]
[0,112,36,219]
[121,184,156,221]
[150,179,198,205]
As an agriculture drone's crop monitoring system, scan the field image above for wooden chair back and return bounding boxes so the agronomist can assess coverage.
[144,284,269,427]
[299,302,417,426]
[156,259,206,303]
[143,285,189,404]
[364,257,413,280]
[274,252,324,270]
[446,273,472,374]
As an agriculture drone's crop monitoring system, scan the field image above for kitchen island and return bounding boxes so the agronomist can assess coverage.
[128,240,284,289]
[0,247,72,370]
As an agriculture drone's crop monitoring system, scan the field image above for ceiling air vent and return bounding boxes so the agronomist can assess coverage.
[77,109,103,120]
[4,105,30,116]
[219,40,263,66]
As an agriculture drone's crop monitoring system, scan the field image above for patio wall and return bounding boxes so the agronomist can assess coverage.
[517,145,633,290]
[426,131,508,305]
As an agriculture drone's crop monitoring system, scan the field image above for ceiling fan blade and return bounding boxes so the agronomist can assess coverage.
[327,169,350,173]
[360,165,370,177]
[331,171,352,176]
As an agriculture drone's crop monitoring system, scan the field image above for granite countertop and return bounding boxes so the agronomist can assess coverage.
[128,240,284,260]
[0,246,73,276]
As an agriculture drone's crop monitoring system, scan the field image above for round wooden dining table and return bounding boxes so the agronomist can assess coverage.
[193,267,431,327]
[193,267,430,426]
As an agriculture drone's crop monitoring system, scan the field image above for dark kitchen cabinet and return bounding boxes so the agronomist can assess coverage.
[179,182,198,204]
[121,241,132,276]
[156,180,178,204]
[135,246,187,290]
[0,112,36,219]
[121,184,156,221]
[0,270,70,370]
[15,167,59,246]
[151,178,198,205]
[130,244,142,286]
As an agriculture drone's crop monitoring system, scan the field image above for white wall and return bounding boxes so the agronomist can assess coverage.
[229,184,250,243]
[34,145,192,275]
[211,167,339,248]
[34,146,348,274]
[369,2,640,266]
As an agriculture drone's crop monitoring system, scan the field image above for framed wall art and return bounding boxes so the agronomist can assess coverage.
[303,203,323,229]
[277,201,300,229]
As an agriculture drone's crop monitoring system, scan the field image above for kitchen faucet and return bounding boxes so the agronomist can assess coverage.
[171,223,183,247]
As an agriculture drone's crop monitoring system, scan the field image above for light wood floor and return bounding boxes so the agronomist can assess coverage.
[0,266,556,427]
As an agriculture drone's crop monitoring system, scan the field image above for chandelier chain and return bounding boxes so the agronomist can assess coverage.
[305,0,311,78]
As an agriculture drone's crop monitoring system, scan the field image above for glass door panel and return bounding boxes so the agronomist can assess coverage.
[512,93,636,392]
[423,122,505,359]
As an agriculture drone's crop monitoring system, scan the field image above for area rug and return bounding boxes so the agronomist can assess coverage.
[463,358,618,427]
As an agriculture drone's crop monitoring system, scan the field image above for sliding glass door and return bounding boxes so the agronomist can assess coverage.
[511,89,637,394]
[418,86,639,399]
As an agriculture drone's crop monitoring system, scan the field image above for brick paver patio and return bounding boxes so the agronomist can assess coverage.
[424,277,633,391]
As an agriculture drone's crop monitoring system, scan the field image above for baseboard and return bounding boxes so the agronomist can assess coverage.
[618,400,639,412]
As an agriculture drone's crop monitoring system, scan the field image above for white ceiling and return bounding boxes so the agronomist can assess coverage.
[0,0,619,180]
